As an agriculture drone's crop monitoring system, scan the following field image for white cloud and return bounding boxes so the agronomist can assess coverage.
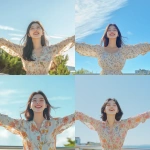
[0,128,22,145]
[75,0,128,40]
[0,89,17,96]
[49,96,72,101]
[0,99,25,105]
[9,33,24,37]
[48,35,64,39]
[0,25,24,32]
[11,37,22,41]
[56,126,75,146]
[0,25,15,31]
[0,128,10,138]
[127,31,133,35]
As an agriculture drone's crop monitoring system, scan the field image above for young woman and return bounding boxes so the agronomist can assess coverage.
[76,24,150,75]
[76,98,150,150]
[0,21,75,75]
[0,91,75,150]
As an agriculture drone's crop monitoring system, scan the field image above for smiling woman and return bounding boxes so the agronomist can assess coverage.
[0,91,75,150]
[0,21,75,75]
[76,24,150,75]
[76,98,150,150]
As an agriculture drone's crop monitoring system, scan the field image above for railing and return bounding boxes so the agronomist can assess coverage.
[75,145,150,150]
[0,146,74,150]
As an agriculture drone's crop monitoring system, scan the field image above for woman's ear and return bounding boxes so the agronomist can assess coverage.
[28,33,30,37]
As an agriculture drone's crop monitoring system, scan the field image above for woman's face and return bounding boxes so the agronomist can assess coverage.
[28,23,43,39]
[104,100,118,115]
[30,94,47,113]
[106,25,118,39]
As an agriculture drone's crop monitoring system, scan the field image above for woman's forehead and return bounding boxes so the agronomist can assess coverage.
[107,100,116,104]
[108,25,117,29]
[32,94,44,99]
[30,23,40,27]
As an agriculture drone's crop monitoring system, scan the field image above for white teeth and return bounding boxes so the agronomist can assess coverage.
[35,106,42,108]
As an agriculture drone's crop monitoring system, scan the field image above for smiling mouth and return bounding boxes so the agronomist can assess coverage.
[109,34,115,36]
[35,106,42,108]
[109,109,114,111]
[33,32,39,35]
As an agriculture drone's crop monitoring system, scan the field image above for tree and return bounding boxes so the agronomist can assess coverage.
[49,55,70,75]
[64,138,75,147]
[73,68,93,75]
[0,49,70,75]
[0,49,25,75]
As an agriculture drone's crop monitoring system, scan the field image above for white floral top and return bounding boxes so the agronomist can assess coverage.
[0,37,74,75]
[0,113,75,150]
[76,43,150,75]
[76,111,150,150]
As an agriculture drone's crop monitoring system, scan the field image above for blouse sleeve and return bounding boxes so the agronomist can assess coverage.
[122,43,150,59]
[75,111,100,131]
[76,43,101,57]
[48,36,75,58]
[0,113,24,135]
[55,113,75,134]
[0,38,23,58]
[124,111,150,130]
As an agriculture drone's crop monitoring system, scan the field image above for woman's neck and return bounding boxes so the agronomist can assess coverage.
[107,38,117,48]
[106,114,116,127]
[32,38,42,50]
[33,113,45,129]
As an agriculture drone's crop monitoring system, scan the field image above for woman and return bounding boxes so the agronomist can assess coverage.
[0,91,75,150]
[76,24,150,75]
[76,98,150,150]
[0,21,75,75]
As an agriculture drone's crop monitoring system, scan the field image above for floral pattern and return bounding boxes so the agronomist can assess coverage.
[76,111,150,150]
[75,43,150,75]
[0,36,74,75]
[0,113,75,150]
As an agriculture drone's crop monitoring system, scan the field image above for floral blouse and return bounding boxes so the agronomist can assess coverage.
[75,43,150,75]
[0,36,74,75]
[0,113,75,150]
[76,111,150,150]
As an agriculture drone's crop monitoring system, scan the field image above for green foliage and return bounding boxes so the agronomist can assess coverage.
[49,55,70,75]
[64,138,75,147]
[0,49,70,75]
[0,49,25,75]
[73,68,93,75]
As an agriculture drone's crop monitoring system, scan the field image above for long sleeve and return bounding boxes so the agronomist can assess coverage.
[55,113,75,134]
[122,43,150,59]
[75,111,100,131]
[124,111,150,130]
[0,113,24,135]
[0,38,23,58]
[48,36,75,58]
[75,43,102,57]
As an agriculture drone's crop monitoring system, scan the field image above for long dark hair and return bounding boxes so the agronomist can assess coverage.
[101,24,124,48]
[21,21,49,61]
[21,91,54,121]
[101,98,123,121]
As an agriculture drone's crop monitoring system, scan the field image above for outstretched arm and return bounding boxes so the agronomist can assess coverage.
[75,43,100,57]
[0,113,24,135]
[75,111,100,131]
[122,43,150,59]
[0,38,23,58]
[124,111,150,130]
[55,113,75,134]
[48,36,75,58]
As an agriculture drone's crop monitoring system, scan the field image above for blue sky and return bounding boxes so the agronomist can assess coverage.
[0,0,75,66]
[75,76,150,146]
[0,76,75,146]
[75,0,150,73]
